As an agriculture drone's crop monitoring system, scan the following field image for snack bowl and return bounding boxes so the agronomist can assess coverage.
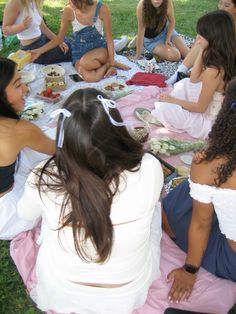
[42,64,65,78]
[127,121,150,143]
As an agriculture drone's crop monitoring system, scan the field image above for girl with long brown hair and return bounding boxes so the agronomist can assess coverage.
[135,0,189,61]
[17,88,164,313]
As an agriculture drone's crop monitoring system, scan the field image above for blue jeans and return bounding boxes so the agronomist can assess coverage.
[71,26,107,65]
[21,34,71,64]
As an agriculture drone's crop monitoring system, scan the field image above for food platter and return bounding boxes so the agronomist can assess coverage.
[102,80,133,99]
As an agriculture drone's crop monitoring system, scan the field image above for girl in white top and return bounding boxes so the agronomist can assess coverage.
[0,57,55,239]
[17,88,164,313]
[166,0,236,85]
[2,0,71,64]
[30,0,129,82]
[151,10,236,139]
[162,77,236,303]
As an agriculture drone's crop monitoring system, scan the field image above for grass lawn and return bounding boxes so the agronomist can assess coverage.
[0,0,235,313]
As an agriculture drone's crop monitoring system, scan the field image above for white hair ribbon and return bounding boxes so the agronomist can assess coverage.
[50,108,72,148]
[97,95,127,127]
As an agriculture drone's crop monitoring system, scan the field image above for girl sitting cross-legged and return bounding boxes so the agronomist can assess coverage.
[30,0,130,82]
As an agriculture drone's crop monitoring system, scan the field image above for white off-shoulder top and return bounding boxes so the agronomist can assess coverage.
[189,178,236,241]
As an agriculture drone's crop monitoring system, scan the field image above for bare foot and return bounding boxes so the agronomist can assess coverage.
[114,61,131,70]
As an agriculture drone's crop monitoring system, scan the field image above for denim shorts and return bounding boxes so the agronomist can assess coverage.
[71,25,107,65]
[20,34,71,64]
[144,24,179,52]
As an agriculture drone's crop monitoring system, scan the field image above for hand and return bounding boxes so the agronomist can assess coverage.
[59,42,69,54]
[159,93,174,103]
[22,16,32,30]
[167,268,196,303]
[29,48,42,62]
[104,66,117,78]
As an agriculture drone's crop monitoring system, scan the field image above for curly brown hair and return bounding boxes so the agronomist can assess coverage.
[143,0,168,33]
[202,77,236,186]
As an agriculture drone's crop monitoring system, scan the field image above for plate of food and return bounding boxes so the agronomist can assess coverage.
[35,88,62,103]
[102,80,133,99]
[103,81,127,92]
[42,64,65,78]
[20,71,36,84]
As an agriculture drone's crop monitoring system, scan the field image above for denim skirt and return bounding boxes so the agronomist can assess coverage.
[144,23,179,52]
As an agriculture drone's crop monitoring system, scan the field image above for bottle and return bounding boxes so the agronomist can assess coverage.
[0,22,3,51]
[144,52,154,73]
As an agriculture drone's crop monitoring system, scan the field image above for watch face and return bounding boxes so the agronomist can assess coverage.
[184,264,199,274]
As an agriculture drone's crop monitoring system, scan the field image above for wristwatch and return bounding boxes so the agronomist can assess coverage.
[183,264,199,274]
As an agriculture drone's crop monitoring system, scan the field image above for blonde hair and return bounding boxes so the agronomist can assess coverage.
[21,0,43,14]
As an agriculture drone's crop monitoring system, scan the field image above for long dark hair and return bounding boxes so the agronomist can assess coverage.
[71,0,94,10]
[200,77,236,186]
[143,0,168,32]
[37,88,144,263]
[0,58,19,120]
[196,10,236,88]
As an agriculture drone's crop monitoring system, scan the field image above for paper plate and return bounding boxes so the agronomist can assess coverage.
[20,71,36,84]
[180,154,193,165]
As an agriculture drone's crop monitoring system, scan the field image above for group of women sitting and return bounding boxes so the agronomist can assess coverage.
[1,0,236,313]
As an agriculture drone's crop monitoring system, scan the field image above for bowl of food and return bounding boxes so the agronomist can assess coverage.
[128,121,150,143]
[42,64,65,78]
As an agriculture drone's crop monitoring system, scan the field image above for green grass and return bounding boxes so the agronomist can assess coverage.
[0,0,235,313]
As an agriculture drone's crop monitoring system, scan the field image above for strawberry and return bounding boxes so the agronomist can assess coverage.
[46,88,53,96]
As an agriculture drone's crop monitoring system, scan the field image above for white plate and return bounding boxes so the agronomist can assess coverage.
[42,64,65,78]
[180,154,193,165]
[20,71,36,84]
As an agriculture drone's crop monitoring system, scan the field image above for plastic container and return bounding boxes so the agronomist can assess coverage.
[144,52,155,73]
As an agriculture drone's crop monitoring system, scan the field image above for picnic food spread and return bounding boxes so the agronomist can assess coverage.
[104,82,126,91]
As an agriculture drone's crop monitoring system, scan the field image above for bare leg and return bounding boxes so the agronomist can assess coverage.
[172,36,190,59]
[153,43,181,62]
[162,208,176,239]
[75,48,111,82]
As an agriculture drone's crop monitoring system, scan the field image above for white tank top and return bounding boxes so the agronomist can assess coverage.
[71,1,103,35]
[15,0,42,40]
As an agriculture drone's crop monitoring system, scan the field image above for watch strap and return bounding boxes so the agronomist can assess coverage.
[183,263,199,274]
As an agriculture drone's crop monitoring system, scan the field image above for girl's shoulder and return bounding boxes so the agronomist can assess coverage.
[191,156,228,186]
[62,4,74,20]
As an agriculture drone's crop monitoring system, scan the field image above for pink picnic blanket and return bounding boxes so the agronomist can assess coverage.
[116,85,194,167]
[9,87,236,313]
[10,227,236,314]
